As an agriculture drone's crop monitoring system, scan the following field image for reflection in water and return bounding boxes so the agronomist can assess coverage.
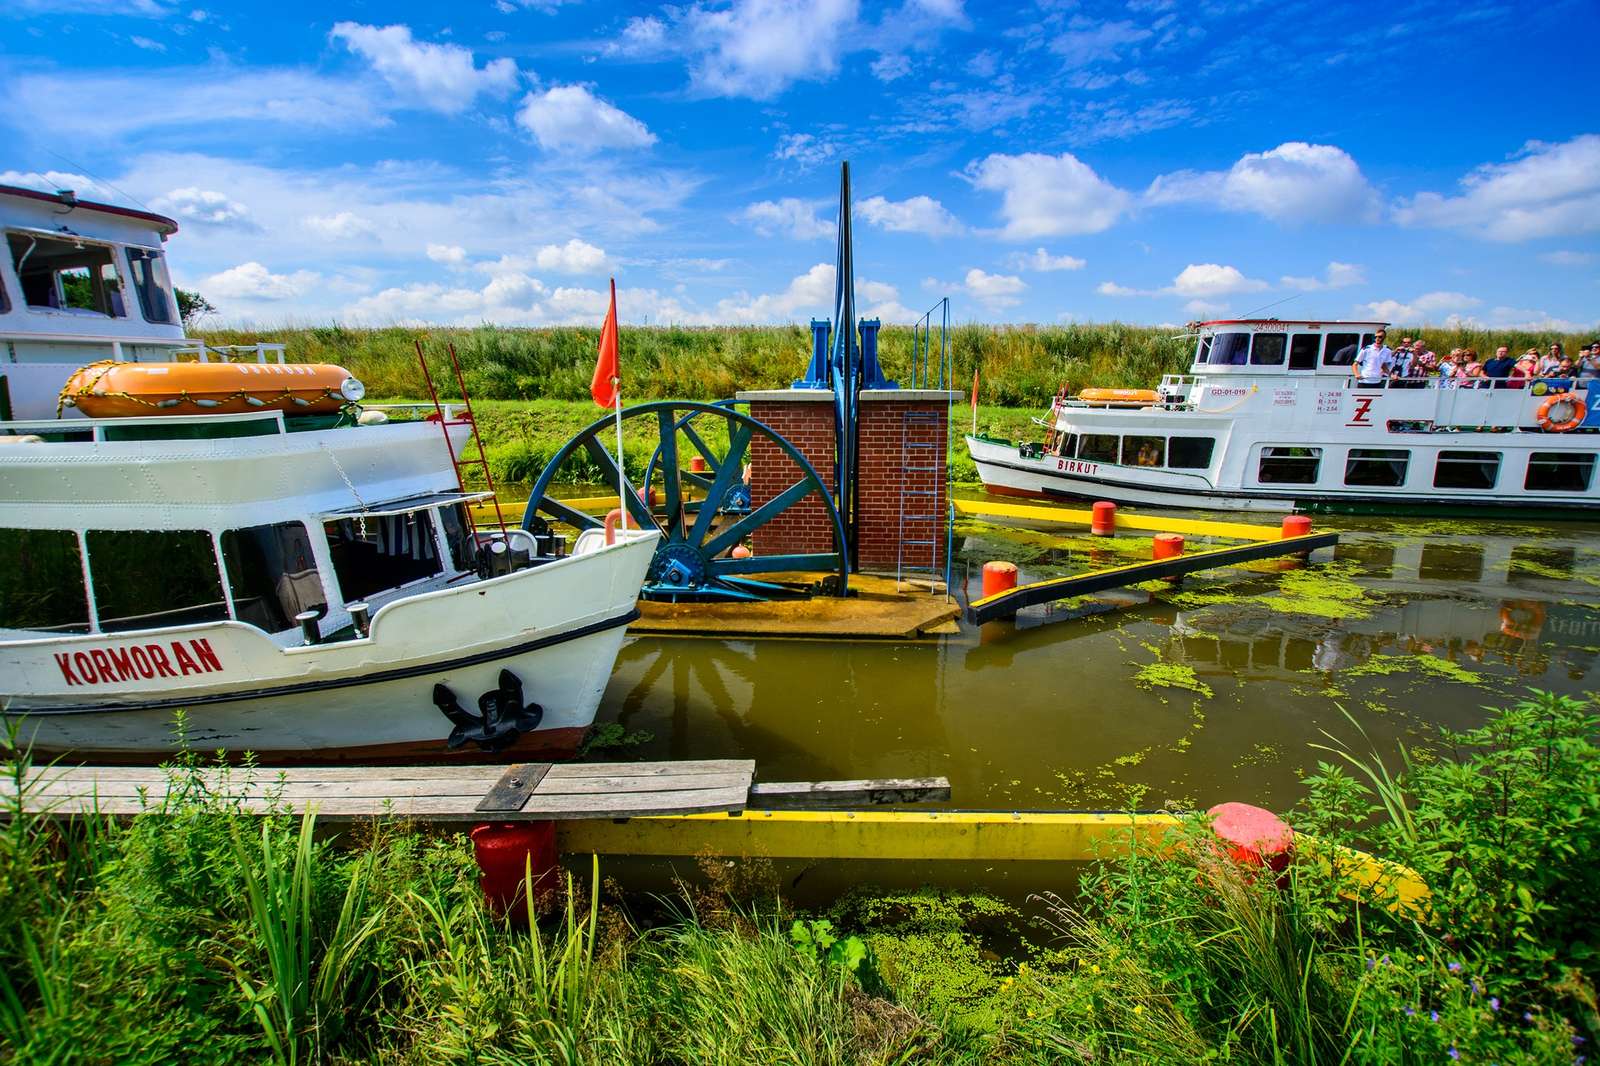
[596,521,1600,812]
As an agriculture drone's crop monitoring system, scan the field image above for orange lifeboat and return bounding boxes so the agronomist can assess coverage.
[58,361,364,418]
[1079,387,1161,406]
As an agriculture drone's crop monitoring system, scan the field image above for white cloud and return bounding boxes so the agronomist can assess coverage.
[857,194,963,236]
[1280,261,1365,291]
[965,152,1131,239]
[711,263,837,322]
[870,53,912,81]
[329,22,518,113]
[1360,291,1480,323]
[202,261,320,302]
[1146,142,1381,224]
[1170,263,1267,298]
[515,85,656,152]
[609,15,669,54]
[1394,135,1600,241]
[1540,250,1596,267]
[1097,281,1142,296]
[961,268,1026,308]
[683,0,860,100]
[304,211,378,240]
[130,35,167,52]
[1051,17,1152,69]
[534,238,609,273]
[1008,248,1086,272]
[150,186,253,227]
[426,243,468,266]
[773,132,838,168]
[737,198,834,239]
[0,169,120,200]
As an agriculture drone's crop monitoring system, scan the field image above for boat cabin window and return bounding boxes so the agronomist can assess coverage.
[1078,434,1121,463]
[0,271,10,314]
[323,512,443,602]
[1321,332,1376,368]
[1288,334,1320,370]
[1434,450,1500,490]
[125,247,175,324]
[1344,448,1410,488]
[438,504,478,573]
[85,529,229,632]
[1204,332,1251,366]
[1257,446,1322,484]
[7,232,126,317]
[1250,333,1286,366]
[1124,435,1165,467]
[0,528,90,633]
[1050,432,1078,458]
[1168,436,1215,469]
[1525,452,1596,493]
[220,522,326,633]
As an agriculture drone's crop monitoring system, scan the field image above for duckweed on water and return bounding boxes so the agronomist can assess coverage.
[1344,653,1487,686]
[1165,560,1380,621]
[1132,661,1214,699]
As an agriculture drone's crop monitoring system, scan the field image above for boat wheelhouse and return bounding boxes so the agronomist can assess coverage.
[968,319,1600,515]
[0,185,657,762]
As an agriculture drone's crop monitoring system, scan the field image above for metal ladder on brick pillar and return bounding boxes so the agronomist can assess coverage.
[896,409,943,590]
[414,340,507,538]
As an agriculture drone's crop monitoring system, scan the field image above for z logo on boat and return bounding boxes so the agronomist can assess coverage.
[1347,396,1376,427]
[53,639,225,686]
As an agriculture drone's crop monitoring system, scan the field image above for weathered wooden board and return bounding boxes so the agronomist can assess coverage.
[6,760,758,821]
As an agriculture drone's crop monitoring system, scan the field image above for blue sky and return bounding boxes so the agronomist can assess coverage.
[3,0,1597,331]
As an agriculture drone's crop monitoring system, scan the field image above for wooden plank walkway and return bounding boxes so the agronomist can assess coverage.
[7,760,756,821]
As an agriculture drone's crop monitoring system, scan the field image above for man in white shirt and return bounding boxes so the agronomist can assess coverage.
[1352,329,1394,388]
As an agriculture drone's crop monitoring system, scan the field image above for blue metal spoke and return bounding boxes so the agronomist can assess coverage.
[703,478,813,558]
[656,408,683,538]
[689,422,752,545]
[582,436,655,531]
[710,552,842,576]
[539,496,602,530]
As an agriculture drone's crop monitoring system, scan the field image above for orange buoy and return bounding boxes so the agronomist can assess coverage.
[1153,533,1184,560]
[59,360,361,418]
[1079,387,1160,406]
[470,821,558,924]
[1207,802,1294,876]
[1091,500,1117,536]
[731,544,753,559]
[1536,391,1586,432]
[981,560,1018,597]
[1281,514,1313,538]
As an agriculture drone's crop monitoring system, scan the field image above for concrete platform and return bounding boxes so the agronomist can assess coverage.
[634,572,960,640]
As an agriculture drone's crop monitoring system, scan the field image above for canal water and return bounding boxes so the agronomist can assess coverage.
[597,508,1600,814]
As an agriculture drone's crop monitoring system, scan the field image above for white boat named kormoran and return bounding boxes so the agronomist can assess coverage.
[0,183,657,762]
[969,318,1600,515]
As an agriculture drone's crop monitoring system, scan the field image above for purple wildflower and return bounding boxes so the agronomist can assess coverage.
[1449,1048,1460,1060]
[1432,1011,1441,1023]
[1405,1007,1417,1017]
[1524,1012,1534,1022]
[1490,997,1500,1012]
[1381,954,1391,966]
[1448,961,1463,973]
[1577,1036,1587,1046]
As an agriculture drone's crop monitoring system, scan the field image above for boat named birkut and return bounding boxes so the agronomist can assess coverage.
[968,318,1600,516]
[0,183,657,762]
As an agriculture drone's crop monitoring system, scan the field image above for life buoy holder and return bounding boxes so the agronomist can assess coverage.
[1080,388,1160,406]
[1536,392,1586,432]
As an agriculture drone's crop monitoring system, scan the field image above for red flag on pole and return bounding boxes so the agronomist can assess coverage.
[591,277,619,408]
[970,366,979,412]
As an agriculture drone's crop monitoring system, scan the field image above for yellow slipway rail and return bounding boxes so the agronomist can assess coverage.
[953,496,1281,542]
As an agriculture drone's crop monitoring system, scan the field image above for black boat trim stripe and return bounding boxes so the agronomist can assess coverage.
[9,608,642,717]
[975,455,1598,511]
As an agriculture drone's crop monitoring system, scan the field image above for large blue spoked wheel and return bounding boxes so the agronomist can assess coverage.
[521,400,847,601]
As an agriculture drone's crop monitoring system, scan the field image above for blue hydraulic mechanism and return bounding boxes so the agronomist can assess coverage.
[520,401,849,602]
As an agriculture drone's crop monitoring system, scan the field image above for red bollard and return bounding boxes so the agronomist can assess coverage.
[689,455,708,473]
[1091,501,1117,537]
[981,560,1019,597]
[1281,514,1312,539]
[470,821,559,924]
[1152,533,1185,560]
[1207,802,1294,876]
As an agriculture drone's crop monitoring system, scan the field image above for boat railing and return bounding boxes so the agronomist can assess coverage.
[0,409,288,441]
[365,402,465,420]
[171,342,287,364]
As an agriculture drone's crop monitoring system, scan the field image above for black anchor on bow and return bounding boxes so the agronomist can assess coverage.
[432,669,545,752]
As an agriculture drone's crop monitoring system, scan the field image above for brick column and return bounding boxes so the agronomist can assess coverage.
[855,390,958,571]
[737,390,837,558]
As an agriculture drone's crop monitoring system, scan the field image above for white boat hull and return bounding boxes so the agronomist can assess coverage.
[1,532,659,763]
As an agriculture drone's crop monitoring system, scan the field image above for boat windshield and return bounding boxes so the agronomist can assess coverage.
[7,232,126,318]
[324,510,445,602]
[1199,332,1251,366]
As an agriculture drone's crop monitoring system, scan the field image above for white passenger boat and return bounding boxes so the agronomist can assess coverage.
[968,318,1600,516]
[0,183,657,762]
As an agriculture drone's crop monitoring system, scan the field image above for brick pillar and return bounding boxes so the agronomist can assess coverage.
[737,390,837,559]
[855,391,957,571]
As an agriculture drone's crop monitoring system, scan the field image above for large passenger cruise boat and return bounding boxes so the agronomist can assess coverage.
[969,319,1600,515]
[0,183,657,762]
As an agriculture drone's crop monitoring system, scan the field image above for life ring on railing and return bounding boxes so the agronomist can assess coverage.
[1536,392,1586,432]
[1079,388,1160,406]
[1499,601,1546,641]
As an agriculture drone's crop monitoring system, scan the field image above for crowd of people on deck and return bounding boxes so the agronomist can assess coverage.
[1352,329,1600,388]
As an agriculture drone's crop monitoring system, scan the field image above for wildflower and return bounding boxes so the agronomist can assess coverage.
[1449,961,1463,973]
[1381,954,1391,966]
[1523,1012,1534,1023]
[1405,1007,1417,1017]
[1472,978,1484,995]
[1091,964,1101,974]
[1490,997,1500,1012]
[1133,1004,1145,1015]
[1449,1048,1460,1060]
[1416,954,1427,963]
[1431,1011,1440,1023]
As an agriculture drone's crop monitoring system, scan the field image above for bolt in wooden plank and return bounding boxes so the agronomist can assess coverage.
[475,763,553,813]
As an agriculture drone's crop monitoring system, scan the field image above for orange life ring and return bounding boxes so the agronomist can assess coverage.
[1080,387,1160,406]
[1499,601,1546,641]
[59,361,361,418]
[1536,391,1586,432]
